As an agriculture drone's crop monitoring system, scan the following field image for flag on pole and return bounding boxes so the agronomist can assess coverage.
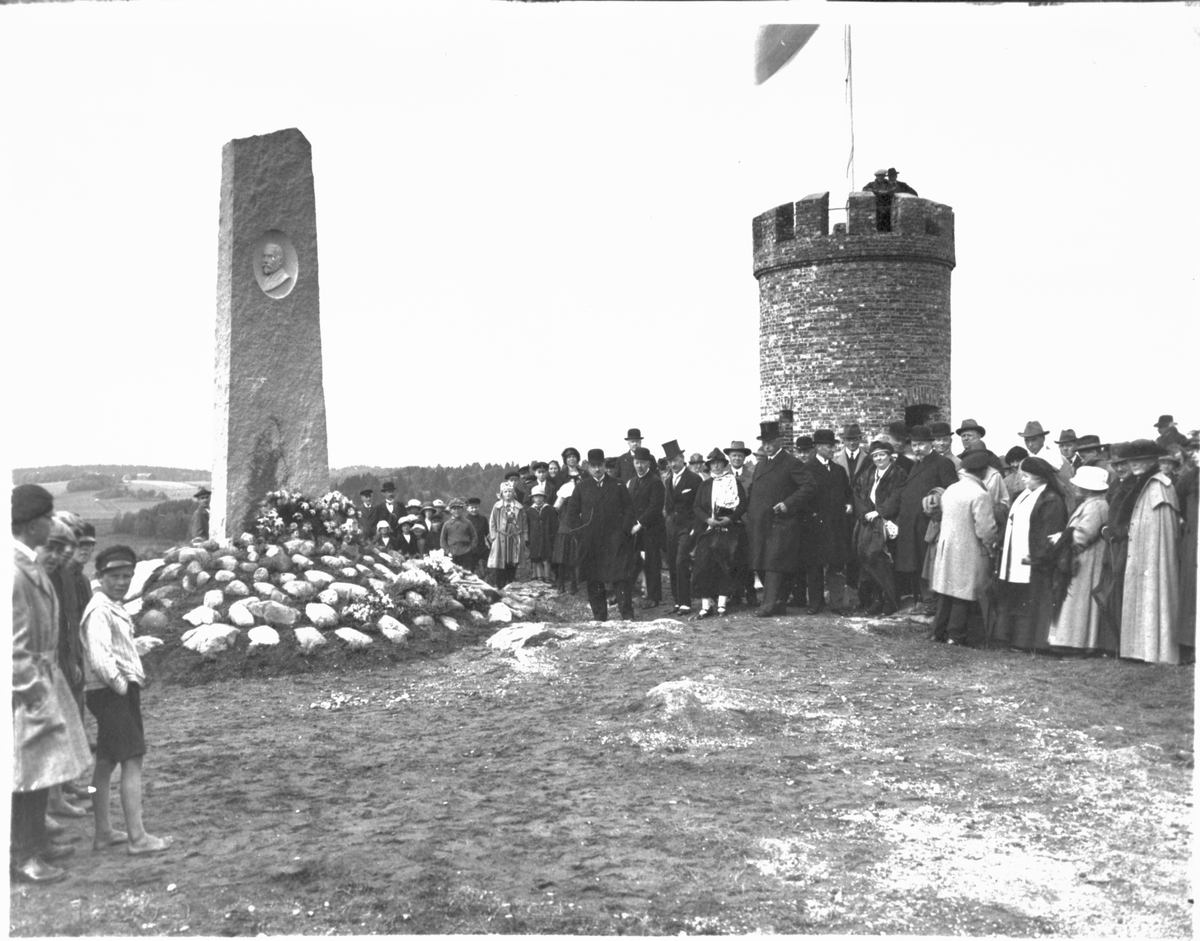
[754,25,819,85]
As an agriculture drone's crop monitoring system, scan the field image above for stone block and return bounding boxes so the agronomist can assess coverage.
[203,589,225,609]
[181,624,240,656]
[283,580,316,601]
[139,609,169,632]
[260,600,299,627]
[182,605,215,627]
[304,569,334,589]
[247,625,280,648]
[226,579,250,597]
[228,600,256,628]
[305,603,339,629]
[293,626,327,654]
[378,615,410,645]
[334,627,372,649]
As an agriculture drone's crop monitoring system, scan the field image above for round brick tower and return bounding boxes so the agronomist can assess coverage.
[752,189,956,439]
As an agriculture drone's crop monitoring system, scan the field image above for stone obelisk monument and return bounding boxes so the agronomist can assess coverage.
[212,127,329,543]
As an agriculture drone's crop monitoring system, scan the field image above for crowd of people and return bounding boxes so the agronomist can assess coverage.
[12,413,1194,881]
[11,486,171,884]
[356,417,1196,663]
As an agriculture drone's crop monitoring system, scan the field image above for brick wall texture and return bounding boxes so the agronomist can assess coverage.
[753,190,956,440]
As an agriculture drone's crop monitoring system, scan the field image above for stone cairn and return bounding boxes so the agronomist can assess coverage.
[130,536,555,659]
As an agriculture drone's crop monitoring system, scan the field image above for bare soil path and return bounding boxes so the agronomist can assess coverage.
[10,605,1193,936]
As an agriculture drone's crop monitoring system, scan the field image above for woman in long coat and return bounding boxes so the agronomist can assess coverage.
[1046,466,1110,653]
[1118,442,1182,665]
[690,448,749,618]
[930,451,999,644]
[487,482,527,589]
[853,441,908,615]
[551,478,579,593]
[994,455,1070,651]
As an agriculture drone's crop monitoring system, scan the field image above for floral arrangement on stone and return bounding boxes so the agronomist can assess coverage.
[252,488,362,546]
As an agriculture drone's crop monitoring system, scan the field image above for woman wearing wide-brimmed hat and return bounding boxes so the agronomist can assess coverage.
[993,455,1069,651]
[690,448,749,618]
[1113,439,1182,664]
[853,440,908,615]
[553,448,584,489]
[1045,466,1110,654]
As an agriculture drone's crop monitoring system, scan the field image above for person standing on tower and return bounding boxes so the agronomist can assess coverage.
[887,168,918,196]
[862,169,895,232]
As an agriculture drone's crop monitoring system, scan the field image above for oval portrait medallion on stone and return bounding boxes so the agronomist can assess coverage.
[254,230,299,299]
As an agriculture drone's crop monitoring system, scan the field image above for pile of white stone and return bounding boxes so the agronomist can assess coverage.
[130,536,512,657]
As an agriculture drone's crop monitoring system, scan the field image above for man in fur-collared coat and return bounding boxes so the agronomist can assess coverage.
[880,424,958,607]
[745,421,818,617]
[563,449,636,621]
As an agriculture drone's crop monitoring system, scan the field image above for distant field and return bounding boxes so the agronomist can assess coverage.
[47,479,206,523]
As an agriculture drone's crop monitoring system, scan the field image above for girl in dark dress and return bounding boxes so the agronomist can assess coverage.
[690,448,749,619]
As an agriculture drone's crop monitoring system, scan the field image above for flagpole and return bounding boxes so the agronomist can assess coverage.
[844,25,855,192]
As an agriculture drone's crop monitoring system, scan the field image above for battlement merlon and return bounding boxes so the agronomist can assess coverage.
[752,191,956,276]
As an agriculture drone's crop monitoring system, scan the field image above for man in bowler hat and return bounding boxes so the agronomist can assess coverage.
[745,420,818,616]
[563,449,636,621]
[626,446,666,609]
[662,440,702,614]
[616,429,645,483]
[800,429,856,614]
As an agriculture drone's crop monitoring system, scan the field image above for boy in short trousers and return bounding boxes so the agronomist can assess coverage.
[80,545,171,855]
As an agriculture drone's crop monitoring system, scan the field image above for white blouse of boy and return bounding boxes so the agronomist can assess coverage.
[872,449,891,466]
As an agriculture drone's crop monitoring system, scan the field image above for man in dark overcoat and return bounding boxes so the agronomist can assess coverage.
[189,488,211,541]
[745,421,818,617]
[727,440,758,607]
[563,449,635,621]
[662,439,702,614]
[626,447,666,609]
[616,428,644,483]
[799,429,856,614]
[879,424,957,608]
[833,423,870,604]
[367,482,402,533]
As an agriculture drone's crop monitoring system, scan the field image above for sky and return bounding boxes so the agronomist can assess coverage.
[2,2,1197,477]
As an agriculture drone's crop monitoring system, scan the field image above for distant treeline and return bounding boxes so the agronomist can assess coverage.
[13,465,211,485]
[110,499,194,542]
[331,463,526,505]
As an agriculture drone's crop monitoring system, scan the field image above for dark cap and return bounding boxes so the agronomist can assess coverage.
[561,447,580,461]
[794,435,815,450]
[955,419,987,438]
[194,487,212,499]
[1054,429,1078,445]
[1074,434,1102,451]
[587,448,606,464]
[703,447,728,466]
[359,489,373,497]
[625,428,642,440]
[532,462,549,472]
[961,450,992,472]
[929,421,953,438]
[909,424,934,442]
[812,429,837,446]
[504,470,522,481]
[661,439,684,459]
[466,497,481,506]
[1020,456,1057,481]
[632,447,653,462]
[867,440,894,455]
[1005,446,1030,464]
[12,484,53,527]
[382,481,396,492]
[1155,414,1174,428]
[94,545,137,573]
[840,423,864,440]
[79,522,97,544]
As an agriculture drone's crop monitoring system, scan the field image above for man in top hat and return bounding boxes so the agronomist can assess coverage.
[930,421,961,471]
[617,429,645,483]
[11,485,92,884]
[368,483,402,534]
[799,430,856,614]
[833,424,870,489]
[562,449,636,621]
[1019,421,1063,470]
[662,440,702,614]
[1155,415,1189,451]
[883,424,958,611]
[189,487,211,542]
[626,446,666,609]
[745,420,818,617]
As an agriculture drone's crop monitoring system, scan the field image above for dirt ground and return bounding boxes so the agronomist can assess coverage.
[9,595,1193,937]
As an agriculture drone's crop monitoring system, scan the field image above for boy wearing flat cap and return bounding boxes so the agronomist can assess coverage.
[189,488,211,542]
[81,546,172,856]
